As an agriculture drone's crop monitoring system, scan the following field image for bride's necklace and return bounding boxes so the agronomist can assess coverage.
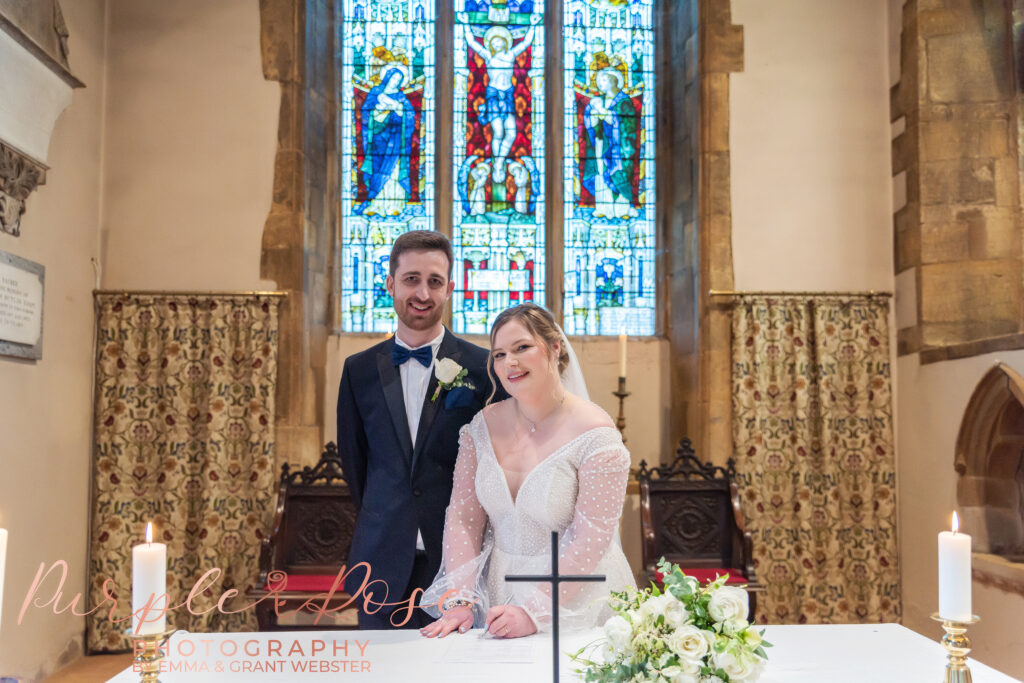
[518,392,567,434]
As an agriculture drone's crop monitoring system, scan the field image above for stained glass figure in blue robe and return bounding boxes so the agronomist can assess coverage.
[357,66,417,217]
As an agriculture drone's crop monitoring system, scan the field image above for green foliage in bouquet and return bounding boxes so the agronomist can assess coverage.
[571,558,770,683]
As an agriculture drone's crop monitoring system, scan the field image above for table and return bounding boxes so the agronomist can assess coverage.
[107,624,1021,682]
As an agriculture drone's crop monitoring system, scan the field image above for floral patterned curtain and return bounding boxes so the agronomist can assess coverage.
[87,294,280,652]
[731,296,899,624]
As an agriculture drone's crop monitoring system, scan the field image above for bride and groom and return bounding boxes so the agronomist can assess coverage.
[337,231,635,638]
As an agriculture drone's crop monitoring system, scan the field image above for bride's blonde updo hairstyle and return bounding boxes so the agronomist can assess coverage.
[487,303,569,403]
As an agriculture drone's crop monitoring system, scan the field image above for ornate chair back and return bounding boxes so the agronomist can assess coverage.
[251,442,359,630]
[266,443,357,578]
[636,438,761,611]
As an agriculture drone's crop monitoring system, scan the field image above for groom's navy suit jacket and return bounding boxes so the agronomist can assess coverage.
[336,329,498,617]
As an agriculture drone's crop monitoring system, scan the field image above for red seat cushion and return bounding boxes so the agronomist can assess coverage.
[653,568,749,586]
[266,574,343,592]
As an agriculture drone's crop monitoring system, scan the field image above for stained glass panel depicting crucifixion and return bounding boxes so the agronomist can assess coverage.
[451,0,546,334]
[562,0,656,336]
[340,0,436,332]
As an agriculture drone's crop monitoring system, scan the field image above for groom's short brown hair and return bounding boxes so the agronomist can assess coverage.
[389,230,454,280]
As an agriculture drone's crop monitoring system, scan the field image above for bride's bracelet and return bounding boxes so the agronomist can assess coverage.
[442,598,473,611]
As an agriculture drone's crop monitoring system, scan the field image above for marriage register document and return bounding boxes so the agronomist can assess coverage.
[440,633,536,664]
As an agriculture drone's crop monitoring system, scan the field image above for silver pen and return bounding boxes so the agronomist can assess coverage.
[478,595,514,638]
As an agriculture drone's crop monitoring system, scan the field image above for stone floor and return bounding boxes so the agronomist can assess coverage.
[43,654,131,682]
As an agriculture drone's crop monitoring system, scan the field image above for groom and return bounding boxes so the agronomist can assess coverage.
[337,230,497,630]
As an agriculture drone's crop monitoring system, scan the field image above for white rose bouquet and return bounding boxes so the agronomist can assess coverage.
[572,558,770,683]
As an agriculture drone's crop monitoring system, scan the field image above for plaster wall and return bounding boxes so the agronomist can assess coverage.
[730,0,894,292]
[0,0,107,676]
[98,0,278,291]
[897,351,1024,679]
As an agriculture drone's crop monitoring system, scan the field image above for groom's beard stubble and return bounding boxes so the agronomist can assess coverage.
[395,296,446,331]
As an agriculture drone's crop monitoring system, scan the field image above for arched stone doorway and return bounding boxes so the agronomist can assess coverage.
[956,362,1024,559]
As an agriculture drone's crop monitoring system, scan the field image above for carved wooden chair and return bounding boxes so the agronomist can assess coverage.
[636,438,763,615]
[248,442,360,630]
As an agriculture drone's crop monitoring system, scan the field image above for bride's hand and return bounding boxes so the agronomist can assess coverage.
[420,605,474,638]
[484,605,537,639]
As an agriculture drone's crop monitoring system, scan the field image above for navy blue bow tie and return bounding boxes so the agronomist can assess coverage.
[392,344,433,368]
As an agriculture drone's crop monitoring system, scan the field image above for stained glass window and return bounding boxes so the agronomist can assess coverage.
[451,0,546,334]
[562,0,656,335]
[340,0,436,332]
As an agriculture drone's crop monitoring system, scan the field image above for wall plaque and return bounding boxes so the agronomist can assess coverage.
[0,249,43,359]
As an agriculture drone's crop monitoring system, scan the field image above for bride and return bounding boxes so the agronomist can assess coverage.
[419,303,636,639]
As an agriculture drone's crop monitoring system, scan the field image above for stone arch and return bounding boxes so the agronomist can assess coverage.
[956,362,1024,556]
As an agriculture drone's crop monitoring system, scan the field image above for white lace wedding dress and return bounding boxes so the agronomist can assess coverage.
[421,409,637,631]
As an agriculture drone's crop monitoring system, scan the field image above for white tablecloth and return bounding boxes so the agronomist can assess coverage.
[107,624,1021,682]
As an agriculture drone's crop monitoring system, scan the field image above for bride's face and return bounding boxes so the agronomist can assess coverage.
[491,318,560,398]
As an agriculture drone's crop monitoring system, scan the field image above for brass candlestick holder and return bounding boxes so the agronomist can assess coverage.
[126,628,175,683]
[930,613,980,683]
[613,376,630,444]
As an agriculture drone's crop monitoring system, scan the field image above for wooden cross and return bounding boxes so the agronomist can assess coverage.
[504,530,606,682]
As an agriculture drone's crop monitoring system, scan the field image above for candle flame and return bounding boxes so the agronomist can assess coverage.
[952,511,960,534]
[145,522,153,544]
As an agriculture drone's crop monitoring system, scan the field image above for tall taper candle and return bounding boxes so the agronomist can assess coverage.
[618,330,627,378]
[938,511,972,621]
[132,522,167,634]
[0,526,7,632]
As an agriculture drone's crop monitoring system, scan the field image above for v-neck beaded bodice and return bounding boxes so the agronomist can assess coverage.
[421,410,637,631]
[488,423,603,506]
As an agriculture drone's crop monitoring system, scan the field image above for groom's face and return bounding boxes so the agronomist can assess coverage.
[387,249,454,333]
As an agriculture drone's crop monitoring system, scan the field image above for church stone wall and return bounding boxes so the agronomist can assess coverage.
[892,0,1024,362]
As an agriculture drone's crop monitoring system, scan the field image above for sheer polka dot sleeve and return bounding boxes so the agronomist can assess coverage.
[419,422,493,623]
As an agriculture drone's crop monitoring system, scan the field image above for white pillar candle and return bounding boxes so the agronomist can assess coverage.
[0,527,7,633]
[938,511,972,621]
[618,330,627,378]
[132,522,167,634]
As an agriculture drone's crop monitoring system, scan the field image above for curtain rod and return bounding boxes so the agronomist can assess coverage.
[93,289,289,298]
[708,289,892,298]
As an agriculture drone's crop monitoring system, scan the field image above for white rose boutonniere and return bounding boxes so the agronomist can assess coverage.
[431,358,475,402]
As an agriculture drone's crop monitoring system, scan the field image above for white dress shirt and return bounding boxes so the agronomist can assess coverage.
[393,328,445,551]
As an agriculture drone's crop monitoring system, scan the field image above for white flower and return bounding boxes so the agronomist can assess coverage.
[639,593,684,624]
[435,358,463,384]
[603,614,633,652]
[712,648,765,683]
[707,585,749,626]
[665,625,709,661]
[661,664,700,683]
[638,594,664,621]
[598,640,618,663]
[663,595,690,628]
[701,677,726,683]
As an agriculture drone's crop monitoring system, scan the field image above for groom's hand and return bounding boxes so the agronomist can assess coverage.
[420,605,474,638]
[484,605,537,639]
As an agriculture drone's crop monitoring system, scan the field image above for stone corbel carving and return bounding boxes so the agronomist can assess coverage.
[0,0,82,237]
[0,141,47,236]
